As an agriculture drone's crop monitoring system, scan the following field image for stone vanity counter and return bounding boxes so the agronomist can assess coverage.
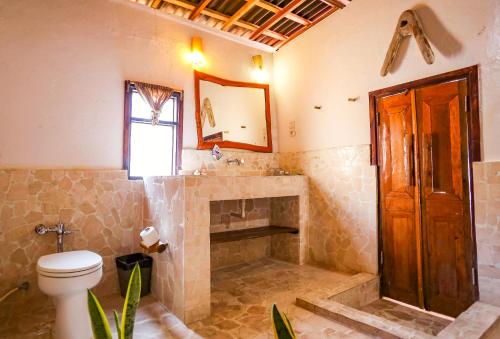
[143,175,309,323]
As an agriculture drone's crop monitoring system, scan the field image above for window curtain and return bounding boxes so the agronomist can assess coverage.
[134,82,175,125]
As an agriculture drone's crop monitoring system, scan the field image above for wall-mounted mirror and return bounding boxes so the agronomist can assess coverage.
[194,71,272,153]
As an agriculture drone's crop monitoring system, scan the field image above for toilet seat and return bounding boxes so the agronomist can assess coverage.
[37,250,103,278]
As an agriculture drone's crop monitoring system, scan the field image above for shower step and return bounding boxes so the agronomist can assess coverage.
[296,273,500,338]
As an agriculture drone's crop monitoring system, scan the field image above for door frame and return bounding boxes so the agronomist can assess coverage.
[369,65,481,305]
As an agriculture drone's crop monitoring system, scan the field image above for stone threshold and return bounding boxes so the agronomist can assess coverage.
[296,273,500,338]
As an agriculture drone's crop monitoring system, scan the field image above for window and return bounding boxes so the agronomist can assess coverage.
[123,81,183,179]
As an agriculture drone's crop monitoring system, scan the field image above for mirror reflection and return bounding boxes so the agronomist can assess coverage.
[199,80,267,147]
[195,71,272,153]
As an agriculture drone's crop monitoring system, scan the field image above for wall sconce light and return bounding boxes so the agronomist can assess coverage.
[189,36,206,69]
[252,54,268,83]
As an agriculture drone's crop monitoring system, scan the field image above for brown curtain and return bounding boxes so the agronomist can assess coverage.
[134,81,175,125]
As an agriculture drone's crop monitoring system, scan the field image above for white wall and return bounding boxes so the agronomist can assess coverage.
[274,0,500,161]
[0,0,276,168]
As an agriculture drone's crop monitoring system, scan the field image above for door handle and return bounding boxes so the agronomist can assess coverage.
[406,134,415,187]
[422,133,433,188]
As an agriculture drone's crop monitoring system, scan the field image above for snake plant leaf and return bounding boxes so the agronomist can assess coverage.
[272,304,296,339]
[87,290,112,339]
[283,313,296,338]
[113,310,121,339]
[120,263,142,339]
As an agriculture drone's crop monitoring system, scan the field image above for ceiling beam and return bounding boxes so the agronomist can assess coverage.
[316,0,346,9]
[250,0,305,40]
[277,6,339,49]
[189,0,213,20]
[162,0,285,41]
[256,1,310,26]
[150,0,163,9]
[222,0,260,31]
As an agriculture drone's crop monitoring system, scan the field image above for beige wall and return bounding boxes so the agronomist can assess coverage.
[0,0,276,169]
[274,0,500,161]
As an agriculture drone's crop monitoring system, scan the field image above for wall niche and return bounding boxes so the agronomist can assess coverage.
[209,196,300,270]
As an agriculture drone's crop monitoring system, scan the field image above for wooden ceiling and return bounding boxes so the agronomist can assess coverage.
[130,0,351,50]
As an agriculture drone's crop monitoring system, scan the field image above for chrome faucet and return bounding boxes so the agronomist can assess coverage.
[226,158,245,166]
[35,223,71,252]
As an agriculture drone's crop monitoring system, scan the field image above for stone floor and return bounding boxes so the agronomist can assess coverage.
[1,258,372,338]
[191,258,371,338]
[357,299,452,336]
[0,294,199,339]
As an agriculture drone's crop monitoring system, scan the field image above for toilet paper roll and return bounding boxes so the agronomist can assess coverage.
[140,226,160,248]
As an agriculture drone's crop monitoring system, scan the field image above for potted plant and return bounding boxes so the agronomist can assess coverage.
[87,264,141,339]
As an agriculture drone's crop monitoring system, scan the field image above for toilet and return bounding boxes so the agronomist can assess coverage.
[37,250,103,339]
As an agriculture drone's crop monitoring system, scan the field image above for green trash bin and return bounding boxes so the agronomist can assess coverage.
[115,253,152,297]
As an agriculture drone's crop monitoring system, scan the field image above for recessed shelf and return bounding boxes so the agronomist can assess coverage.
[210,226,299,244]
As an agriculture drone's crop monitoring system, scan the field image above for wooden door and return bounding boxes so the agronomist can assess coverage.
[378,92,421,308]
[416,80,476,317]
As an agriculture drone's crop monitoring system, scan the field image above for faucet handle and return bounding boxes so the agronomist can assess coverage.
[35,224,48,235]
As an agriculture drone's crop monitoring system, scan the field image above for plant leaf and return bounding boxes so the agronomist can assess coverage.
[272,304,295,339]
[87,290,112,339]
[283,313,297,338]
[113,310,121,339]
[120,263,142,339]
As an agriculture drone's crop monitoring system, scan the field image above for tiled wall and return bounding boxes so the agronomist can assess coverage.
[142,177,185,318]
[279,145,378,274]
[270,196,300,264]
[181,149,279,176]
[0,170,143,317]
[211,238,271,270]
[210,198,271,270]
[474,161,500,307]
[209,198,271,233]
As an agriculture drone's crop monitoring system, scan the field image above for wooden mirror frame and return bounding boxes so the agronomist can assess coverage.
[194,70,273,153]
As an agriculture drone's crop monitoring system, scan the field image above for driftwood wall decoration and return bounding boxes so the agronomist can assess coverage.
[201,97,216,128]
[381,10,435,76]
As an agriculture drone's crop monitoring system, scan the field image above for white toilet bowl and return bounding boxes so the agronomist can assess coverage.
[37,250,103,339]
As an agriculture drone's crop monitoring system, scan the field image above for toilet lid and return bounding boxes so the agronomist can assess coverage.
[37,250,103,274]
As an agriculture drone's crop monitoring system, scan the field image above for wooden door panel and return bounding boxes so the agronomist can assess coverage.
[416,80,475,317]
[378,93,420,307]
[382,212,419,305]
[419,84,463,199]
[425,215,471,316]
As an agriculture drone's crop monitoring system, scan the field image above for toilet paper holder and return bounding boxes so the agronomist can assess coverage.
[140,240,168,254]
[139,226,168,254]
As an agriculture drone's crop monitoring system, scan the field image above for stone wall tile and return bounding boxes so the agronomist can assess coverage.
[279,145,378,274]
[0,169,144,315]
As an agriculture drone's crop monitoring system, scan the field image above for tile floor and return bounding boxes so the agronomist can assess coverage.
[357,299,452,336]
[0,294,198,339]
[192,258,371,338]
[1,259,372,338]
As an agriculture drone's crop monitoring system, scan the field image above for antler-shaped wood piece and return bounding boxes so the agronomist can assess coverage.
[201,97,216,128]
[380,10,435,76]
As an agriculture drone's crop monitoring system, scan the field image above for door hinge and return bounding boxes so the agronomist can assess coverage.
[376,112,381,125]
[472,267,476,285]
[380,251,384,265]
[464,95,470,112]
